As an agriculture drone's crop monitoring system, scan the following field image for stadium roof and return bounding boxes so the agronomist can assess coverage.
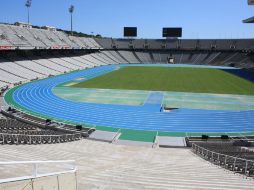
[243,16,254,23]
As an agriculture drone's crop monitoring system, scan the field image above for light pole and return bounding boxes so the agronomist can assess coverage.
[69,5,75,36]
[25,0,32,24]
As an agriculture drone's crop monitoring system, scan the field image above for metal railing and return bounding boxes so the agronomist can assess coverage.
[152,131,159,148]
[0,160,76,183]
[1,106,95,136]
[111,128,121,143]
[0,132,82,145]
[192,143,254,177]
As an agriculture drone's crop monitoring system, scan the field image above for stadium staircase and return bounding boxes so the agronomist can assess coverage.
[149,52,155,63]
[132,51,142,63]
[1,140,254,189]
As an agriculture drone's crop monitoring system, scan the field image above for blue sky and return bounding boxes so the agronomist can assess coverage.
[0,0,253,39]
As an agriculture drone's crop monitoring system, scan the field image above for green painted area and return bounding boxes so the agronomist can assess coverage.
[119,129,157,142]
[163,92,254,110]
[95,126,119,132]
[72,67,254,95]
[54,87,254,111]
[53,87,148,106]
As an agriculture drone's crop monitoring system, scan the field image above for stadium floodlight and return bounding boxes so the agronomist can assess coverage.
[243,0,254,23]
[69,5,75,36]
[25,0,32,24]
[248,0,254,5]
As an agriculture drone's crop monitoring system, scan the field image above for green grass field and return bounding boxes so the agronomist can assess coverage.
[72,67,254,95]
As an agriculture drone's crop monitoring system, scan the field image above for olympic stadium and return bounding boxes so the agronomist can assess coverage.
[1,0,254,190]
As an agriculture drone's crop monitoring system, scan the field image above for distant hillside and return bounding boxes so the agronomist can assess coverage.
[57,29,102,38]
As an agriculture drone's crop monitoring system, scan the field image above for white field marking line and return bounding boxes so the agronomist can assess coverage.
[82,99,140,105]
[160,92,165,109]
[88,95,146,101]
[60,87,150,95]
[55,86,137,94]
[142,91,153,106]
[80,88,150,95]
[81,94,146,99]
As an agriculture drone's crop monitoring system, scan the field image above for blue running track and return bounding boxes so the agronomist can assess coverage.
[5,65,254,134]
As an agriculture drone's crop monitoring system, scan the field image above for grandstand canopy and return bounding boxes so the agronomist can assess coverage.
[243,16,254,23]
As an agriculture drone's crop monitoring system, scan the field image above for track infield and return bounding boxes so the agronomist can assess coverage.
[71,66,254,95]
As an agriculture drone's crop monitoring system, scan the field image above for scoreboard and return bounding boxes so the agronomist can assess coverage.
[124,27,137,37]
[162,28,182,38]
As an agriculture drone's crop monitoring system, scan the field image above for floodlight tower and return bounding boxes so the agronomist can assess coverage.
[25,0,32,24]
[243,0,254,23]
[69,5,75,36]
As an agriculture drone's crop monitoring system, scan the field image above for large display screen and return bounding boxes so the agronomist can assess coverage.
[162,28,182,37]
[124,27,137,37]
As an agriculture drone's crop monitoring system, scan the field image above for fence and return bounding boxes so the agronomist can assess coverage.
[0,133,82,145]
[0,160,76,184]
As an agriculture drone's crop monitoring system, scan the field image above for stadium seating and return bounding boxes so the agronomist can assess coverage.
[191,141,254,177]
[96,38,254,51]
[101,51,122,64]
[0,24,103,49]
[136,51,153,63]
[0,49,253,87]
[106,51,129,63]
[0,81,8,89]
[0,24,30,47]
[0,118,82,145]
[118,50,141,63]
[12,26,46,48]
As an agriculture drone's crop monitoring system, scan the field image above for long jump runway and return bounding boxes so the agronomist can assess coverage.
[5,64,254,137]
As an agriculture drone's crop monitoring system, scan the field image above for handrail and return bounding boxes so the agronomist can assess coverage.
[1,107,92,135]
[192,143,254,163]
[111,128,121,143]
[192,143,254,176]
[87,127,96,134]
[0,160,76,184]
[0,132,82,145]
[152,131,159,148]
[0,160,75,165]
[0,132,81,138]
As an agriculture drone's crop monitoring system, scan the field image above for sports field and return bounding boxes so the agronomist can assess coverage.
[6,64,254,142]
[72,67,254,95]
[53,88,254,110]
